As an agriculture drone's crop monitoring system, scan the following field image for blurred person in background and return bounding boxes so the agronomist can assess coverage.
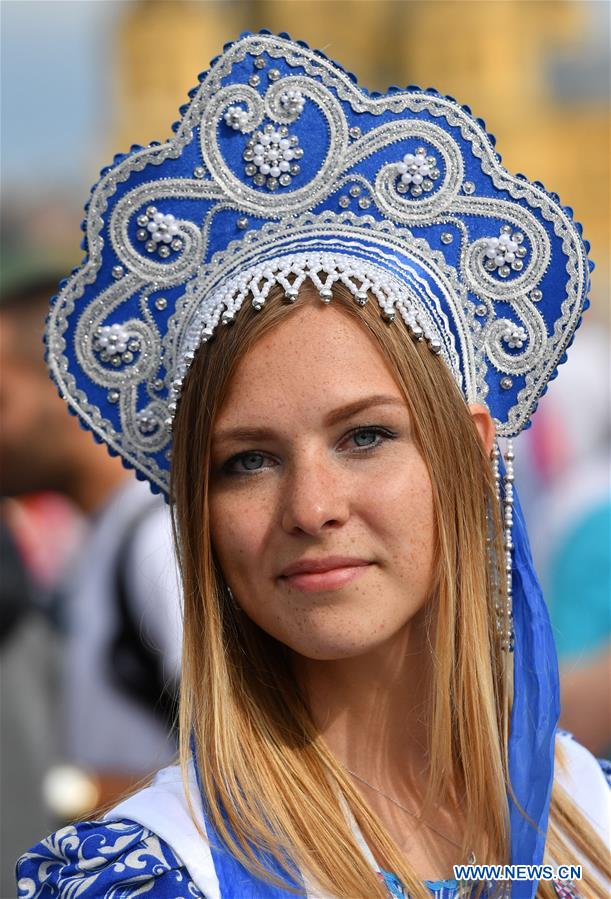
[0,275,182,836]
[515,321,611,758]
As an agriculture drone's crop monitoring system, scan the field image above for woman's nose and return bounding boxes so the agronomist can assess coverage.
[280,454,349,536]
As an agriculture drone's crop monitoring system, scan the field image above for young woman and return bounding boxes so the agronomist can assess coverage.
[17,32,610,899]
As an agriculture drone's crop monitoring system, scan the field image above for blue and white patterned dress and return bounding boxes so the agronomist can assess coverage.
[17,733,609,899]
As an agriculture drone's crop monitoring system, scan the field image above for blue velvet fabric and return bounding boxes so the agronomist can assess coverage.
[507,481,560,899]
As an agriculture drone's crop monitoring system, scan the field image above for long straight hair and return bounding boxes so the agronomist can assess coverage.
[170,282,610,899]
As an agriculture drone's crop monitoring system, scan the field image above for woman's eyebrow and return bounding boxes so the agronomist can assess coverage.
[212,395,406,445]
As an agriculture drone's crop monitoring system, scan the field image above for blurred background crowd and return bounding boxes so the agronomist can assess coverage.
[1,0,609,892]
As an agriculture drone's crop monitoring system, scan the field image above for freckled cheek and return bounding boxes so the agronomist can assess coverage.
[209,494,272,585]
[360,463,436,581]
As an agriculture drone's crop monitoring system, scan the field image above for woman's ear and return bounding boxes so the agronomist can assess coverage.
[468,403,496,456]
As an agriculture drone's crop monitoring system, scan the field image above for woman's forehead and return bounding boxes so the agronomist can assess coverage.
[214,304,405,428]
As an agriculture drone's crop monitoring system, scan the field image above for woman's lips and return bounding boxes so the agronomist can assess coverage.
[280,563,372,593]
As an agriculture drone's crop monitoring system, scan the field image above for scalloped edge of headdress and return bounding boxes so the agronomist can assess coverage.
[54,27,594,487]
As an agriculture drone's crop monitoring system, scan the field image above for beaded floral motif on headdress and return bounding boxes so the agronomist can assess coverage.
[46,32,591,495]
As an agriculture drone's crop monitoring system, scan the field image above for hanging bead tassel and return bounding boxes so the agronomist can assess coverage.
[491,442,515,652]
[502,441,515,652]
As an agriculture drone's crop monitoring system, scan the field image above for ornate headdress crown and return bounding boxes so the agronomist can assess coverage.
[47,31,590,497]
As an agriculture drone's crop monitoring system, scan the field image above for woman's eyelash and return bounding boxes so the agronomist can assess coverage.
[221,425,397,475]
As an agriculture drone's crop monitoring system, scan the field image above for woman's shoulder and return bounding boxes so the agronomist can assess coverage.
[16,817,204,898]
[555,729,611,840]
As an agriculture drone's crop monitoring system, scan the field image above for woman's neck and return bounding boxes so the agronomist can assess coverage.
[294,607,433,785]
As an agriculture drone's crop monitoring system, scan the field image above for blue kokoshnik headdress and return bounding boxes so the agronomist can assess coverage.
[47,31,591,898]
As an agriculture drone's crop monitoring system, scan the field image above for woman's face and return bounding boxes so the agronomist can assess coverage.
[208,300,436,661]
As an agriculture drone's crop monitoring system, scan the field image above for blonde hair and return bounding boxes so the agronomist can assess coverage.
[170,282,610,899]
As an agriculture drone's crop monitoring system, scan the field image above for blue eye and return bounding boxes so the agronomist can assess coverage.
[352,428,381,447]
[228,452,268,473]
[345,426,396,451]
[221,425,396,476]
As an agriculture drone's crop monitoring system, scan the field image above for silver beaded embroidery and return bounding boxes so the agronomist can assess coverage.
[45,33,589,494]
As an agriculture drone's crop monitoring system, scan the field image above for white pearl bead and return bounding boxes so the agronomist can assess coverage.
[412,174,423,185]
[279,160,290,172]
[279,139,290,150]
[253,156,264,166]
[404,154,415,164]
[397,163,407,174]
[260,163,270,175]
[495,255,504,266]
[270,166,280,177]
[254,144,264,155]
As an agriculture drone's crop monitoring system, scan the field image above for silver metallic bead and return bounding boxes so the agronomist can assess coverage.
[284,288,298,302]
[248,74,260,87]
[158,245,171,258]
[411,185,423,197]
[108,389,120,403]
[153,379,164,391]
[338,195,350,208]
[513,232,524,244]
[146,206,157,217]
[462,181,475,195]
[381,310,395,323]
[154,297,168,310]
[193,166,205,179]
[516,246,527,258]
[475,304,488,317]
[440,232,453,244]
[279,173,291,186]
[266,177,279,190]
[501,224,513,234]
[268,68,280,81]
[358,197,371,209]
[349,126,362,139]
[122,351,133,364]
[171,238,183,251]
[244,163,256,175]
[112,265,124,279]
[289,164,300,175]
[319,288,333,303]
[128,339,140,352]
[500,376,513,390]
[355,292,368,306]
[511,259,523,271]
[349,185,361,197]
[243,149,255,161]
[530,288,542,302]
[254,57,266,69]
[253,173,266,186]
[237,216,249,229]
[137,214,148,227]
[136,229,148,241]
[499,265,510,278]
